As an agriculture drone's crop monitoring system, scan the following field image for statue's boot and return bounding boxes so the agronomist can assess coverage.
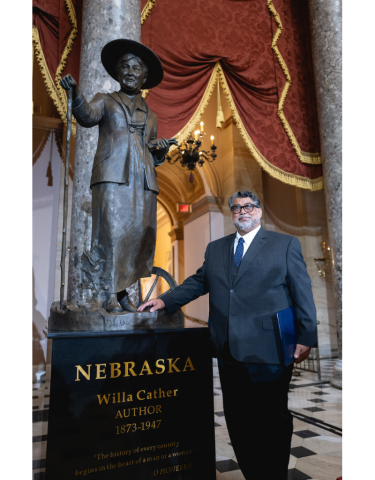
[106,296,122,313]
[119,292,137,312]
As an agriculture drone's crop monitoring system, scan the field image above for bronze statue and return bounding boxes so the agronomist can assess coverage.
[60,39,177,314]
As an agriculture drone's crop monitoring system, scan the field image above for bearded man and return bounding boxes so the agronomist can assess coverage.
[139,189,317,480]
[60,39,176,313]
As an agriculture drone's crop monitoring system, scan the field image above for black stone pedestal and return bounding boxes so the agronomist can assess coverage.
[45,328,216,479]
[48,303,184,332]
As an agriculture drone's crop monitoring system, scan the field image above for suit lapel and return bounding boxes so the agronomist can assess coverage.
[233,227,267,286]
[223,234,236,287]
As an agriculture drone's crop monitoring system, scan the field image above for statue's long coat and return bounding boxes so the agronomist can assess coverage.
[72,90,164,292]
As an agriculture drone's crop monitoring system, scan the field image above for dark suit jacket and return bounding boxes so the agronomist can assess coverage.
[163,227,317,364]
[72,91,163,192]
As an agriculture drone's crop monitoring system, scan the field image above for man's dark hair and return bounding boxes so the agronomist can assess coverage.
[228,190,261,209]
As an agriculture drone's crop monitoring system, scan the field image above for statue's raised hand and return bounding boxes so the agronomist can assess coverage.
[60,74,77,92]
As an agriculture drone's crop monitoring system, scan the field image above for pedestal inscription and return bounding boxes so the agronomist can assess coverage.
[45,329,216,479]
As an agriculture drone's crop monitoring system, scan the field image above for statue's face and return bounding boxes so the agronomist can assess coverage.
[116,54,147,94]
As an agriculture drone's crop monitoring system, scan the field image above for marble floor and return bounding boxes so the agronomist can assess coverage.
[32,359,341,480]
[214,359,342,480]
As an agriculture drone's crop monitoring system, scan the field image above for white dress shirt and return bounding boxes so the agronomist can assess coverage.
[233,225,261,258]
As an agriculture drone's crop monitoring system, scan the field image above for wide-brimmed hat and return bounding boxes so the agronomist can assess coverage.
[101,39,163,90]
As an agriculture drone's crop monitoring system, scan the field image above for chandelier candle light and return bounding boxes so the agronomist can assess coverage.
[166,122,217,182]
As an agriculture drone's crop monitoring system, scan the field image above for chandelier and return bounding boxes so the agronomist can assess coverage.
[166,122,217,182]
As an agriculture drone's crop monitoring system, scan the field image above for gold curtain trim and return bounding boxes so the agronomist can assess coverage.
[33,25,65,119]
[267,0,321,165]
[141,1,155,97]
[141,0,156,25]
[54,0,78,114]
[32,2,77,135]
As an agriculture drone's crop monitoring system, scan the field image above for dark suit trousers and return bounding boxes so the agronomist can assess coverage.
[218,342,294,480]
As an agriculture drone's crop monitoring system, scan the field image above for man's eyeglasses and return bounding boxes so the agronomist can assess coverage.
[230,203,259,214]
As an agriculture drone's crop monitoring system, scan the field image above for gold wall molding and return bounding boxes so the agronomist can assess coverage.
[183,195,224,227]
[221,116,236,130]
[267,0,321,165]
[168,228,184,242]
[264,204,323,237]
[33,115,64,132]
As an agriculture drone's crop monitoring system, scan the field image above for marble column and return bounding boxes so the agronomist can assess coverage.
[67,0,141,301]
[308,0,342,388]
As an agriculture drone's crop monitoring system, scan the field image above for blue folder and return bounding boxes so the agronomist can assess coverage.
[276,306,297,366]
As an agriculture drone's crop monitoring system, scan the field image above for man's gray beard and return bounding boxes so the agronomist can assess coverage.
[232,216,256,231]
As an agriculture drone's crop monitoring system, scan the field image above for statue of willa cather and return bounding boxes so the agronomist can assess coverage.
[60,39,177,314]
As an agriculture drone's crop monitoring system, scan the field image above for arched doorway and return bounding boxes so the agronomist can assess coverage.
[140,200,173,300]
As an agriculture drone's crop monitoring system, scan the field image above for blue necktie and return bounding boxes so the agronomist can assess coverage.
[234,237,245,268]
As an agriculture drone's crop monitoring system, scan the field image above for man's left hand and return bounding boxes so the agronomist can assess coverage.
[294,344,311,364]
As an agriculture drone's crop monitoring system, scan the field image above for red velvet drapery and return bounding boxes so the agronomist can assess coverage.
[141,0,322,187]
[33,0,82,103]
[33,0,322,188]
[33,0,60,77]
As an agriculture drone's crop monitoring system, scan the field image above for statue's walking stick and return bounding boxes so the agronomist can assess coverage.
[60,88,73,309]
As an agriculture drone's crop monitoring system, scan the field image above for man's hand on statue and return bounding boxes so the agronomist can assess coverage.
[293,344,311,364]
[60,74,78,92]
[137,299,166,313]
